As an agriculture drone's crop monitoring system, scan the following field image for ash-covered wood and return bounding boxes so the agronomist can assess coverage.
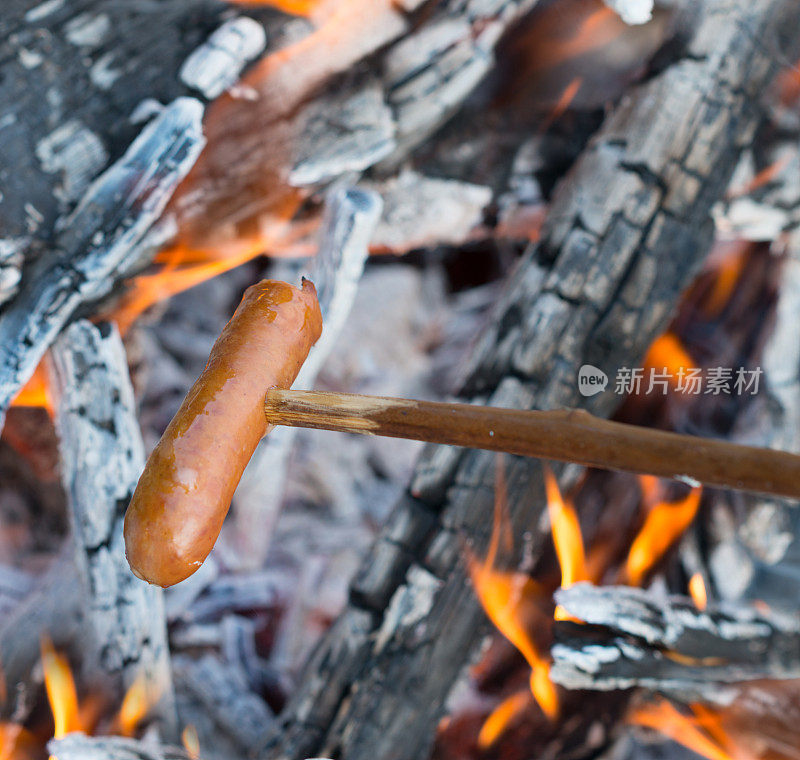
[180,16,267,100]
[550,583,800,696]
[707,246,800,604]
[233,187,383,568]
[0,100,205,428]
[48,320,175,732]
[49,733,189,760]
[258,3,800,760]
[173,654,274,758]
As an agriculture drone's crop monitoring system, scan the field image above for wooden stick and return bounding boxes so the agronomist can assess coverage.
[265,389,800,501]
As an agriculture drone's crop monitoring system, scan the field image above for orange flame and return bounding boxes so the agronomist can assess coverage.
[726,156,792,200]
[704,242,749,317]
[226,0,319,15]
[478,690,531,749]
[110,196,314,333]
[540,77,583,132]
[467,459,559,720]
[41,638,82,739]
[10,362,53,415]
[545,466,587,589]
[625,480,702,586]
[689,573,708,610]
[182,725,201,760]
[525,5,621,75]
[0,723,36,760]
[114,675,151,738]
[629,700,750,760]
[776,57,800,107]
[642,332,694,385]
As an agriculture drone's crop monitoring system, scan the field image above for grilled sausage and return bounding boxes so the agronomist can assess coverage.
[124,279,322,586]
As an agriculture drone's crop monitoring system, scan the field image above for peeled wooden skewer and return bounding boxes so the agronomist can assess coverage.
[265,389,800,501]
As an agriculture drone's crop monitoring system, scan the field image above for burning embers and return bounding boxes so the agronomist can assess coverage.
[0,639,159,760]
[464,457,705,750]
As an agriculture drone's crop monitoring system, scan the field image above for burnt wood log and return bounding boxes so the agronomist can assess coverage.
[0,99,205,426]
[550,583,800,696]
[48,320,176,733]
[256,3,800,760]
[706,245,800,604]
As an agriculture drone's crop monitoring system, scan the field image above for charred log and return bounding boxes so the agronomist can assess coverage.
[48,320,175,732]
[0,100,204,426]
[550,583,800,697]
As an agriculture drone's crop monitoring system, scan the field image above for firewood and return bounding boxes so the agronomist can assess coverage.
[257,2,800,759]
[265,389,800,501]
[550,583,800,697]
[48,320,176,733]
[704,247,800,604]
[0,100,205,428]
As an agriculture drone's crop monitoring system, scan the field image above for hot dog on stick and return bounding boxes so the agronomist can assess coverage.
[124,279,322,587]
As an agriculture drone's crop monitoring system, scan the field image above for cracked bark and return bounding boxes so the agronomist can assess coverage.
[257,2,800,760]
[48,320,176,734]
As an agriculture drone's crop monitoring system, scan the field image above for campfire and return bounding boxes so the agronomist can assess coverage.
[2,1,800,760]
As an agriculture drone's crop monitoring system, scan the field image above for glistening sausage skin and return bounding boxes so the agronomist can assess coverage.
[124,279,323,587]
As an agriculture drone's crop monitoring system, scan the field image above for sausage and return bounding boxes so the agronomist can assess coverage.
[124,279,322,586]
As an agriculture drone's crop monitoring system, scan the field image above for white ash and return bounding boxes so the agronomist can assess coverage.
[365,171,491,252]
[374,566,443,652]
[130,99,165,125]
[49,734,188,760]
[289,84,396,186]
[89,52,122,90]
[603,0,654,25]
[180,17,267,100]
[24,0,65,22]
[65,13,111,49]
[35,120,108,203]
[714,145,800,242]
[0,237,27,305]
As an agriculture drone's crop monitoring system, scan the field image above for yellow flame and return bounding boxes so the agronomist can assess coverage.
[625,481,702,587]
[545,466,587,589]
[182,725,201,760]
[10,362,53,414]
[703,242,749,317]
[629,700,749,760]
[689,573,708,610]
[114,674,151,737]
[545,466,589,622]
[41,638,81,739]
[478,690,530,749]
[467,458,559,720]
